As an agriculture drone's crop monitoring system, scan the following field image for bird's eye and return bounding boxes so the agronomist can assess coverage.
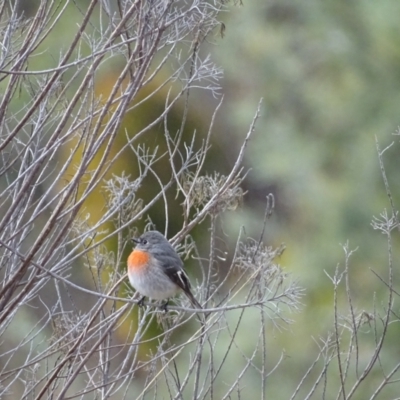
[141,238,148,245]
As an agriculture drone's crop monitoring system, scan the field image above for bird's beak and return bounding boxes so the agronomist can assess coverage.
[131,238,140,244]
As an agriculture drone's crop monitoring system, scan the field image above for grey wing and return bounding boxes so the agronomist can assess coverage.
[161,253,192,292]
[161,252,202,309]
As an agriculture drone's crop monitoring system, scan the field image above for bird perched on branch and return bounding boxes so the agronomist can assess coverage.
[127,230,202,310]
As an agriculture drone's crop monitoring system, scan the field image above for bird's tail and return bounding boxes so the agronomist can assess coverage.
[184,288,202,309]
[184,289,205,326]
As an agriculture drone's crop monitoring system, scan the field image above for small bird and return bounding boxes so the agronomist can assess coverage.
[127,230,202,309]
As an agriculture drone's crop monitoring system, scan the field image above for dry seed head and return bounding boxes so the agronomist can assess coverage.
[235,240,286,286]
[103,174,143,225]
[182,172,244,214]
[51,313,85,355]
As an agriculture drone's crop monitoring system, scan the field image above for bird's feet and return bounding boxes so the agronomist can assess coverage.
[138,296,146,307]
[160,300,169,313]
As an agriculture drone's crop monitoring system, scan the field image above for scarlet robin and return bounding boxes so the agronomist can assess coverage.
[127,230,202,309]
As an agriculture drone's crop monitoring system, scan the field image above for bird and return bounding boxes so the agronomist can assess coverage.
[127,230,202,310]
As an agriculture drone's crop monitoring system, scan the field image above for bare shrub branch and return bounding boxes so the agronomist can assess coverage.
[3,1,398,399]
[0,2,302,399]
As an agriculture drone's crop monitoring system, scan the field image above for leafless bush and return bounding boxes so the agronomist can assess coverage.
[0,1,301,399]
[1,1,398,399]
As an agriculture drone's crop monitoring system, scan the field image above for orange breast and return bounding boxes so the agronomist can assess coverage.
[127,250,150,273]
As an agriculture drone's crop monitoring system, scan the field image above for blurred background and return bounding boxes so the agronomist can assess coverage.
[7,0,400,398]
[213,1,400,396]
